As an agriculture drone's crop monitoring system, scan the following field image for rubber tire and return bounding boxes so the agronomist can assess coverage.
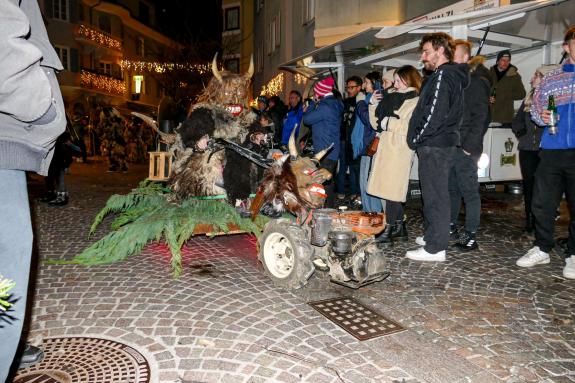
[259,220,314,290]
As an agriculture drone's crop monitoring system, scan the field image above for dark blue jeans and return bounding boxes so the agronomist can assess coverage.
[418,146,457,254]
[335,140,359,196]
[448,148,481,233]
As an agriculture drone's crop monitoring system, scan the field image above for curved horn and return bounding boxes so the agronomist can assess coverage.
[246,55,254,78]
[212,53,223,83]
[314,143,334,161]
[288,124,298,157]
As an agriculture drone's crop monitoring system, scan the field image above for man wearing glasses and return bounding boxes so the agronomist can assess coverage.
[336,77,363,202]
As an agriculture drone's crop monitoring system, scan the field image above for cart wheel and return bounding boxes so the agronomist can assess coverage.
[259,220,314,290]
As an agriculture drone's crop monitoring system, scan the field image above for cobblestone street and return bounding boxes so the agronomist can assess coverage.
[13,159,575,383]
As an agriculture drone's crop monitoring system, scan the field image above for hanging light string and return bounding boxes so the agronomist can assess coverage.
[120,59,212,74]
[77,24,122,50]
[81,70,126,95]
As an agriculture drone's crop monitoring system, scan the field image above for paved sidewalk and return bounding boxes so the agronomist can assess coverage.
[12,160,575,382]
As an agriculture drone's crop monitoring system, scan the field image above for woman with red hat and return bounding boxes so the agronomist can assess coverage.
[302,76,344,207]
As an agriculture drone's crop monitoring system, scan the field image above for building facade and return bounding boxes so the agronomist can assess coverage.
[252,0,461,100]
[42,0,180,115]
[221,0,254,75]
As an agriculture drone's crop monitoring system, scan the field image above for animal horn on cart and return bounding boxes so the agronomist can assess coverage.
[246,55,254,78]
[288,124,299,158]
[313,143,334,161]
[249,189,266,221]
[212,53,223,83]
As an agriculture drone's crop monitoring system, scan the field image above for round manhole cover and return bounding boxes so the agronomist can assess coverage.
[14,337,151,383]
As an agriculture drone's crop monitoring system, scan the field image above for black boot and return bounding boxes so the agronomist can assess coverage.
[48,191,69,206]
[375,223,394,243]
[390,220,408,241]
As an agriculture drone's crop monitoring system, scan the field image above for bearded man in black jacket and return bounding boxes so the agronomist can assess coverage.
[448,40,492,251]
[406,32,470,262]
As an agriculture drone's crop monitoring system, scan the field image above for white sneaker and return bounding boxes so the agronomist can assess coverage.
[415,236,426,246]
[405,247,446,262]
[563,256,575,279]
[516,246,550,268]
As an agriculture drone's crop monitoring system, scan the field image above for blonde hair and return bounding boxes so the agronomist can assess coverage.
[523,65,560,112]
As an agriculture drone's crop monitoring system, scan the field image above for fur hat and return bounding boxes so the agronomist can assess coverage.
[496,50,511,62]
[313,77,335,98]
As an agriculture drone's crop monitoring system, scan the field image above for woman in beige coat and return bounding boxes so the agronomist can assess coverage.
[367,65,422,242]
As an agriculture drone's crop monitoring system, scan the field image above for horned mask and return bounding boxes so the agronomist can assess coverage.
[195,53,254,115]
[251,129,333,218]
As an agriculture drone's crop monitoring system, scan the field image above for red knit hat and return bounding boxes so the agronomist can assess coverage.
[313,77,335,98]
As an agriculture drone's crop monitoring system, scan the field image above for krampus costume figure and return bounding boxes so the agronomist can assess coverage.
[168,54,263,202]
[251,129,333,220]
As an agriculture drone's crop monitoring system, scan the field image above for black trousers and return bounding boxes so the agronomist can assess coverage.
[532,150,575,256]
[418,146,457,254]
[320,158,338,208]
[448,149,481,233]
[385,200,404,224]
[519,150,540,219]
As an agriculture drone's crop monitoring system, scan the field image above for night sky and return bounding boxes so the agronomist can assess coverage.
[155,0,222,54]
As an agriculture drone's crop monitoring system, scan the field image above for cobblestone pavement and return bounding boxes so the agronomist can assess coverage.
[14,159,575,383]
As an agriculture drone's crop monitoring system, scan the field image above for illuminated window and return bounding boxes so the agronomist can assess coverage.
[133,75,144,94]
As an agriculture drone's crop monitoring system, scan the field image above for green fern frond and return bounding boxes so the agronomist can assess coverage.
[50,181,276,277]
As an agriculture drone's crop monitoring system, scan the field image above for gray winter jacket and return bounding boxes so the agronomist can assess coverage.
[0,0,66,175]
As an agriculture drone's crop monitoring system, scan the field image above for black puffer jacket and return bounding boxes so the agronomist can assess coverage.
[459,57,492,156]
[407,62,470,149]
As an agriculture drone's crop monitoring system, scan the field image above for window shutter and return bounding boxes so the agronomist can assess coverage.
[70,48,79,72]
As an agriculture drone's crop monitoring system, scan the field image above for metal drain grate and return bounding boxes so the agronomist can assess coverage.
[309,297,405,341]
[14,337,151,383]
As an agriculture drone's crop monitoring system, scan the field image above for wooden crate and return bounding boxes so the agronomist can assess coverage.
[148,151,173,181]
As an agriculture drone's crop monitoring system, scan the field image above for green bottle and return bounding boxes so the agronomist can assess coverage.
[548,95,558,135]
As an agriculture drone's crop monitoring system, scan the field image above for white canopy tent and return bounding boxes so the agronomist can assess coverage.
[280,0,573,87]
[279,0,574,183]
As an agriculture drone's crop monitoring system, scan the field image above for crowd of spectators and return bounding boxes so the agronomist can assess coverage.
[270,28,574,280]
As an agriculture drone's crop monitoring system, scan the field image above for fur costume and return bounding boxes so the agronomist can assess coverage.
[165,54,261,201]
[251,130,333,220]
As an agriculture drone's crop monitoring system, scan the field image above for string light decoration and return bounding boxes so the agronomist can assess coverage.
[77,24,122,51]
[294,73,308,85]
[260,72,284,97]
[80,70,126,95]
[120,59,212,74]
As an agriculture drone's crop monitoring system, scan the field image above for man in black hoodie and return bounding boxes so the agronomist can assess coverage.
[448,40,492,251]
[406,32,470,262]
